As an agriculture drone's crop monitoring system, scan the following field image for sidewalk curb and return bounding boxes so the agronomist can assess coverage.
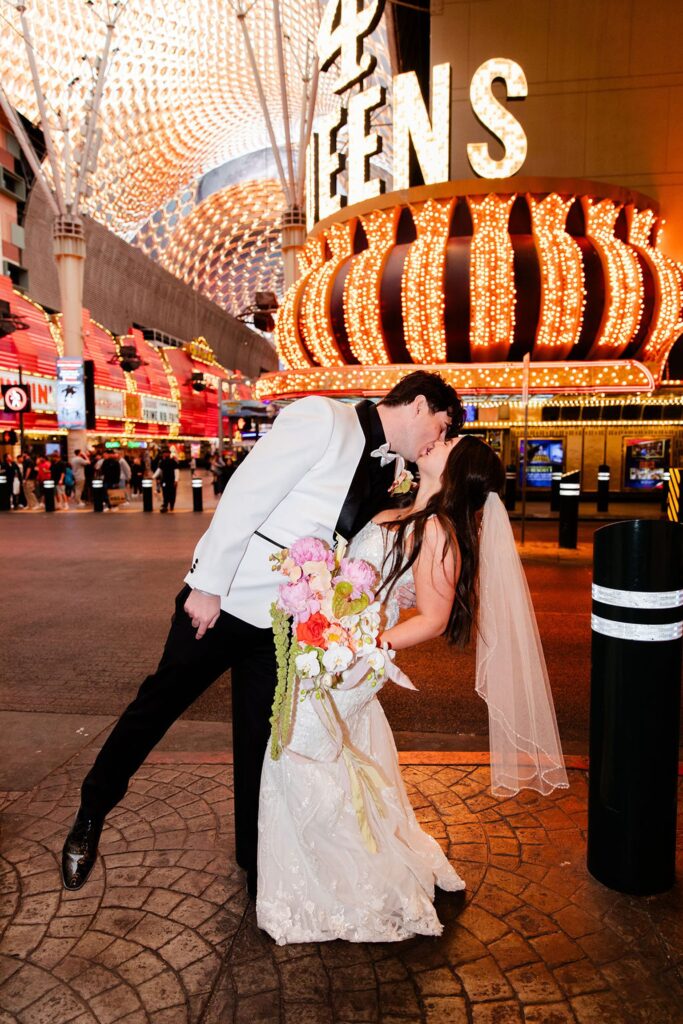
[142,750,683,773]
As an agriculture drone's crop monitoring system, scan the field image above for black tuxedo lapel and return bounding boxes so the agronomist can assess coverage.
[335,400,394,541]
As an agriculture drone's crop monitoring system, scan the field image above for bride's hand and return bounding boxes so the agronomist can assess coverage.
[184,589,221,639]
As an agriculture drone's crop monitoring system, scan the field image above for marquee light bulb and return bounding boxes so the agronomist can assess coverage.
[402,198,454,363]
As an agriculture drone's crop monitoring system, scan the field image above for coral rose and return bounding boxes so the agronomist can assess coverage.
[296,611,331,649]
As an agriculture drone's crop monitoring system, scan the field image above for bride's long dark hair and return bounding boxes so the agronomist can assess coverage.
[380,435,505,646]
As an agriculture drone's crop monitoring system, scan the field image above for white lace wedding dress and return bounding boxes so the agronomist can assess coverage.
[256,520,466,945]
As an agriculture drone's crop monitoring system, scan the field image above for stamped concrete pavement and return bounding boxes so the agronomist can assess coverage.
[1,746,681,1024]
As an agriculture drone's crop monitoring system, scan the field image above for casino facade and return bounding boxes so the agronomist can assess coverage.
[256,0,683,500]
[1,0,682,493]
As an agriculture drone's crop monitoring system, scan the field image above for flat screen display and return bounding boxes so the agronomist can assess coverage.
[623,438,670,490]
[56,358,87,430]
[519,439,564,488]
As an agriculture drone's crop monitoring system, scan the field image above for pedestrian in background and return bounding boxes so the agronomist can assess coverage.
[131,455,143,496]
[3,453,24,509]
[21,452,38,509]
[210,451,225,496]
[50,452,68,510]
[96,451,120,510]
[118,452,132,502]
[70,449,89,507]
[36,455,51,505]
[155,449,179,512]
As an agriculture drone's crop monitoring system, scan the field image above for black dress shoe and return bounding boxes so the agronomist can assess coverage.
[61,808,104,891]
[246,867,257,901]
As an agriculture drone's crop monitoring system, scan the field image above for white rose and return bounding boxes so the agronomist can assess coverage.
[322,644,354,674]
[295,650,321,678]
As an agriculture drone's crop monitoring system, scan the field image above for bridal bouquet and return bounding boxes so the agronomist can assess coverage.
[268,536,392,759]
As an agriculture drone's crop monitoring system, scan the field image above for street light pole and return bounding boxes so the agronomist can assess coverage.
[217,378,224,452]
[520,353,530,546]
[18,363,25,452]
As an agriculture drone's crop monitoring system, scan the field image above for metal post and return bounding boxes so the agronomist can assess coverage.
[504,465,516,512]
[217,379,224,453]
[43,478,56,512]
[18,365,25,454]
[666,468,682,523]
[588,519,683,894]
[192,476,203,513]
[0,472,10,512]
[550,469,562,512]
[142,477,153,513]
[92,478,104,513]
[661,469,670,515]
[558,470,580,549]
[520,354,530,545]
[597,464,610,513]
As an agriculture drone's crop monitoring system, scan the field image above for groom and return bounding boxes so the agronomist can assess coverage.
[62,371,464,896]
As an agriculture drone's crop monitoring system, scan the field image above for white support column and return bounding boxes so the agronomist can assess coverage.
[53,216,87,457]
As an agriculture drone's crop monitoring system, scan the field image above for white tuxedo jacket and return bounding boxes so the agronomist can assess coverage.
[184,396,373,627]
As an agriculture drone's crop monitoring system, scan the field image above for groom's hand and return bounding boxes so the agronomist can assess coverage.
[184,589,221,639]
[396,581,417,610]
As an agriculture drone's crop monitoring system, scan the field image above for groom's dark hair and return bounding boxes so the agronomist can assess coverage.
[380,371,465,436]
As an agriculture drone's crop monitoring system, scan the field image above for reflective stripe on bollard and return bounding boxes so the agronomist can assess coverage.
[43,478,56,513]
[550,469,562,512]
[142,478,153,513]
[558,471,580,549]
[192,476,203,512]
[0,473,9,512]
[92,479,104,513]
[588,519,683,895]
[597,464,610,513]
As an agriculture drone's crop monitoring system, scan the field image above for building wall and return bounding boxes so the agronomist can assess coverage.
[0,118,23,272]
[431,0,683,262]
[22,187,278,378]
[501,423,682,492]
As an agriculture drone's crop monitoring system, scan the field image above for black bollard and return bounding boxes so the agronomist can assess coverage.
[666,468,681,524]
[597,464,610,513]
[558,470,580,549]
[92,479,104,513]
[0,472,9,512]
[588,519,683,894]
[550,468,562,512]
[504,465,516,511]
[192,476,203,512]
[142,478,153,512]
[43,478,56,512]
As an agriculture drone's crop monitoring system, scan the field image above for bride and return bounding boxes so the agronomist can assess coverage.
[257,434,568,944]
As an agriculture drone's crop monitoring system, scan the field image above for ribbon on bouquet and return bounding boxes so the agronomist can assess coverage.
[337,647,417,693]
[286,649,416,854]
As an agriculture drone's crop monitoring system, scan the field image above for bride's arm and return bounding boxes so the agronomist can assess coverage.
[379,519,459,651]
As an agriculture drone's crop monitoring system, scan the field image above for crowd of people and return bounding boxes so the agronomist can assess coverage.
[2,444,250,513]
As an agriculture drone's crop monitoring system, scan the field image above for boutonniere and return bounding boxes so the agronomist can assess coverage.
[388,468,415,496]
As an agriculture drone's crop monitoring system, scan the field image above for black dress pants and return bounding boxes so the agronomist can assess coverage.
[81,585,277,874]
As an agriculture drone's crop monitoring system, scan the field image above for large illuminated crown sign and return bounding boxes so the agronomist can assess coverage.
[256,178,683,401]
[255,0,683,402]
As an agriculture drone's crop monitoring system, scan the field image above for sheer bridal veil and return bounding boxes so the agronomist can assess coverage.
[476,492,569,797]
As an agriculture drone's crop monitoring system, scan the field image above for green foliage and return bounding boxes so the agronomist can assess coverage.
[332,581,370,621]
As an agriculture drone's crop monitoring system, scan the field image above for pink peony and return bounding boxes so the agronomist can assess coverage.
[277,579,320,623]
[289,537,334,569]
[337,557,378,600]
